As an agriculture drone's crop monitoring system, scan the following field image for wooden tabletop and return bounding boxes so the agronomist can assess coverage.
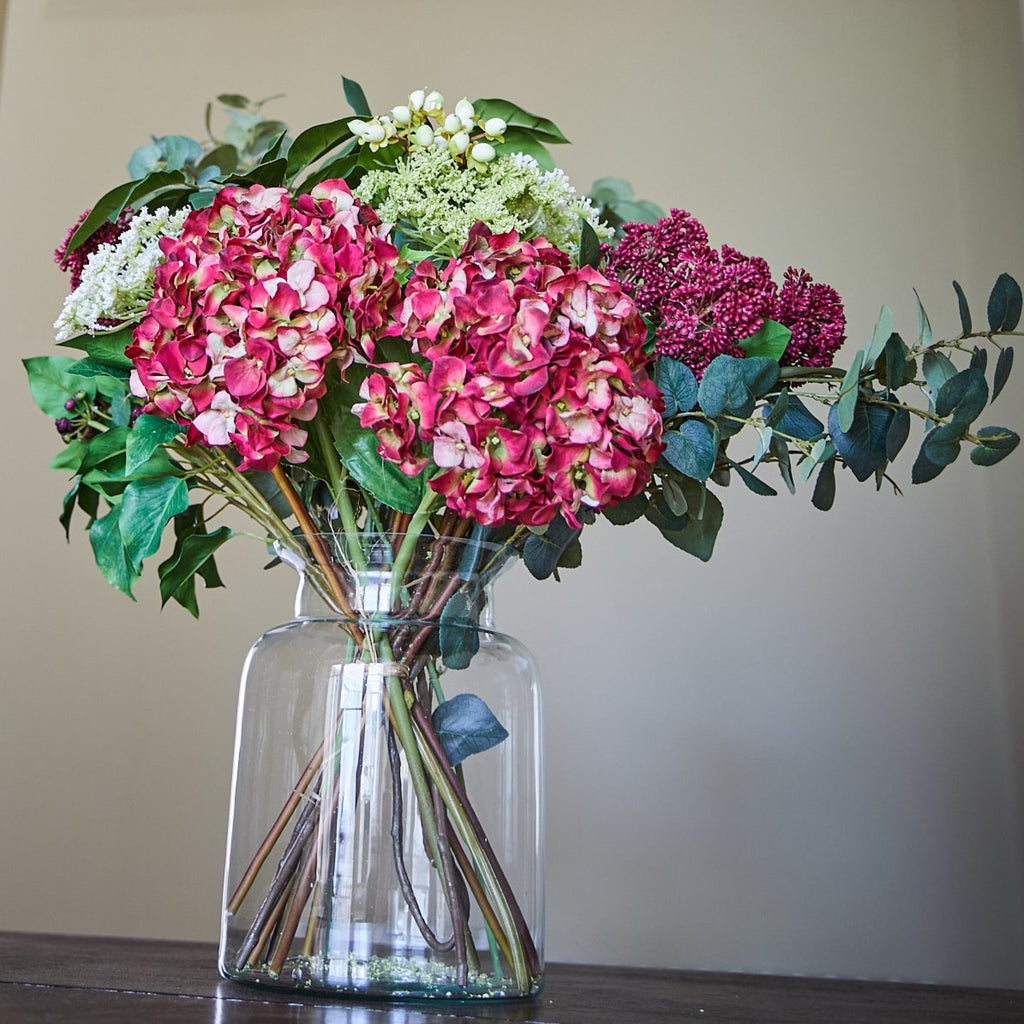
[1,931,1022,1023]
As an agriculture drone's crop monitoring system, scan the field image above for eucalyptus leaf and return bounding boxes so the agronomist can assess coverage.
[603,491,649,525]
[662,420,718,481]
[922,349,957,402]
[654,357,698,416]
[432,693,509,767]
[648,482,723,562]
[769,434,796,495]
[935,367,988,425]
[885,407,912,461]
[439,591,481,670]
[921,420,965,467]
[837,349,864,433]
[811,457,836,511]
[914,289,933,348]
[969,426,1020,466]
[952,279,972,336]
[698,356,752,418]
[969,347,988,375]
[828,400,895,482]
[987,272,1022,332]
[775,393,825,442]
[911,447,946,484]
[993,346,1014,402]
[730,462,778,497]
[523,514,581,580]
[764,389,790,428]
[862,306,894,371]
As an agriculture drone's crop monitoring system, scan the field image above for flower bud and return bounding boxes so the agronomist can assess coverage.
[484,117,507,137]
[454,98,475,120]
[449,130,471,155]
[408,89,426,112]
[444,113,462,135]
[413,124,435,147]
[423,90,444,115]
[469,141,496,163]
[391,106,411,126]
[362,124,386,144]
[350,119,368,136]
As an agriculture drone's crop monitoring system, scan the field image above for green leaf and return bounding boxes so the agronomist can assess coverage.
[231,157,288,188]
[698,356,752,418]
[769,434,796,494]
[109,385,132,428]
[125,414,181,475]
[935,367,988,425]
[119,476,189,570]
[993,346,1014,402]
[330,400,424,513]
[197,143,239,177]
[880,332,914,392]
[654,357,698,417]
[729,461,778,497]
[952,280,973,336]
[57,325,135,370]
[911,447,946,484]
[66,358,129,382]
[89,507,137,598]
[969,426,1020,466]
[59,480,81,539]
[473,98,569,144]
[811,457,836,511]
[432,693,508,767]
[51,441,87,474]
[579,220,601,270]
[157,509,231,615]
[342,76,371,117]
[862,306,894,371]
[764,388,790,428]
[836,349,864,433]
[602,491,649,525]
[23,356,93,417]
[921,420,965,467]
[775,393,824,441]
[662,421,718,481]
[217,93,251,109]
[828,399,895,482]
[987,272,1022,332]
[739,319,791,361]
[523,514,581,580]
[286,118,356,178]
[922,349,957,402]
[970,346,988,375]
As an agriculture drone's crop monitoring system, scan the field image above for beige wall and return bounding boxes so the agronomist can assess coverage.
[2,0,1023,988]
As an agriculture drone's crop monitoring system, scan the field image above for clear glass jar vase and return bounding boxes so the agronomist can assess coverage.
[218,532,543,999]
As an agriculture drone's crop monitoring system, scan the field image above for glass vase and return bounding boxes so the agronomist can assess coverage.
[218,532,543,999]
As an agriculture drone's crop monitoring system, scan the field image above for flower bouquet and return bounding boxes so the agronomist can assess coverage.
[25,76,1020,999]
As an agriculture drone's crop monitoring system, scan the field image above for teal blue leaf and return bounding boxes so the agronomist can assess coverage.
[862,306,894,371]
[698,356,751,418]
[952,280,972,336]
[654,357,698,417]
[881,332,914,391]
[647,482,723,562]
[914,290,933,348]
[911,447,946,484]
[837,349,864,433]
[811,457,836,511]
[764,389,790,428]
[730,462,778,497]
[970,346,988,375]
[602,491,649,525]
[775,393,824,441]
[119,476,189,570]
[921,420,965,467]
[662,421,718,481]
[828,400,895,481]
[969,426,1020,466]
[987,272,1022,332]
[432,693,508,767]
[523,514,581,580]
[885,407,912,461]
[993,346,1014,402]
[739,319,791,361]
[126,414,181,475]
[439,591,482,670]
[935,367,988,425]
[922,349,957,401]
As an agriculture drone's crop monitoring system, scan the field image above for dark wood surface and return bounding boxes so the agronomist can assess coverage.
[1,931,1022,1023]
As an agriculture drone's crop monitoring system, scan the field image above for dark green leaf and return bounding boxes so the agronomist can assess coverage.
[285,118,356,178]
[764,389,790,428]
[969,346,988,375]
[197,143,239,177]
[579,220,601,270]
[952,280,972,336]
[119,476,189,570]
[914,290,933,349]
[432,693,508,767]
[57,325,135,370]
[523,514,581,580]
[911,447,946,484]
[987,272,1022,332]
[654,357,698,417]
[217,93,250,109]
[662,421,718,481]
[921,420,965,467]
[231,157,288,187]
[993,346,1014,402]
[885,407,912,461]
[438,591,481,670]
[125,414,181,475]
[828,400,895,482]
[739,319,791,361]
[969,426,1020,466]
[473,98,570,144]
[730,462,778,497]
[698,356,751,418]
[862,306,894,371]
[837,349,864,432]
[491,129,555,171]
[811,457,836,511]
[558,537,583,570]
[89,507,137,598]
[342,76,371,117]
[59,480,81,539]
[158,520,232,616]
[109,385,132,428]
[881,332,913,392]
[66,358,129,382]
[603,491,649,525]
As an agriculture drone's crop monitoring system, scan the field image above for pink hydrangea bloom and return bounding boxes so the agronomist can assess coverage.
[358,225,664,528]
[603,209,845,376]
[128,181,402,471]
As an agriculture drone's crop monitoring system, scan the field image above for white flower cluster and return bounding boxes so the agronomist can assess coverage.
[54,206,190,341]
[350,89,507,171]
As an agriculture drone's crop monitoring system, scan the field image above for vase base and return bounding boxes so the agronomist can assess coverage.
[220,953,542,1001]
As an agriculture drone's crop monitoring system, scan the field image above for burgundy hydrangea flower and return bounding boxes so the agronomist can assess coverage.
[603,209,845,376]
[128,180,402,471]
[771,267,846,367]
[357,225,663,528]
[54,207,135,292]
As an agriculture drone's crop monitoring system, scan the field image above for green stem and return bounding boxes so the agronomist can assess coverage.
[310,417,366,573]
[390,488,442,594]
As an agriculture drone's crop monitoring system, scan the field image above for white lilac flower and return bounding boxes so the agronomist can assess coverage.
[54,206,190,341]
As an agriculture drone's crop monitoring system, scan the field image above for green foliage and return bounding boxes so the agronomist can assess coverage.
[523,515,582,580]
[431,693,508,767]
[739,319,791,361]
